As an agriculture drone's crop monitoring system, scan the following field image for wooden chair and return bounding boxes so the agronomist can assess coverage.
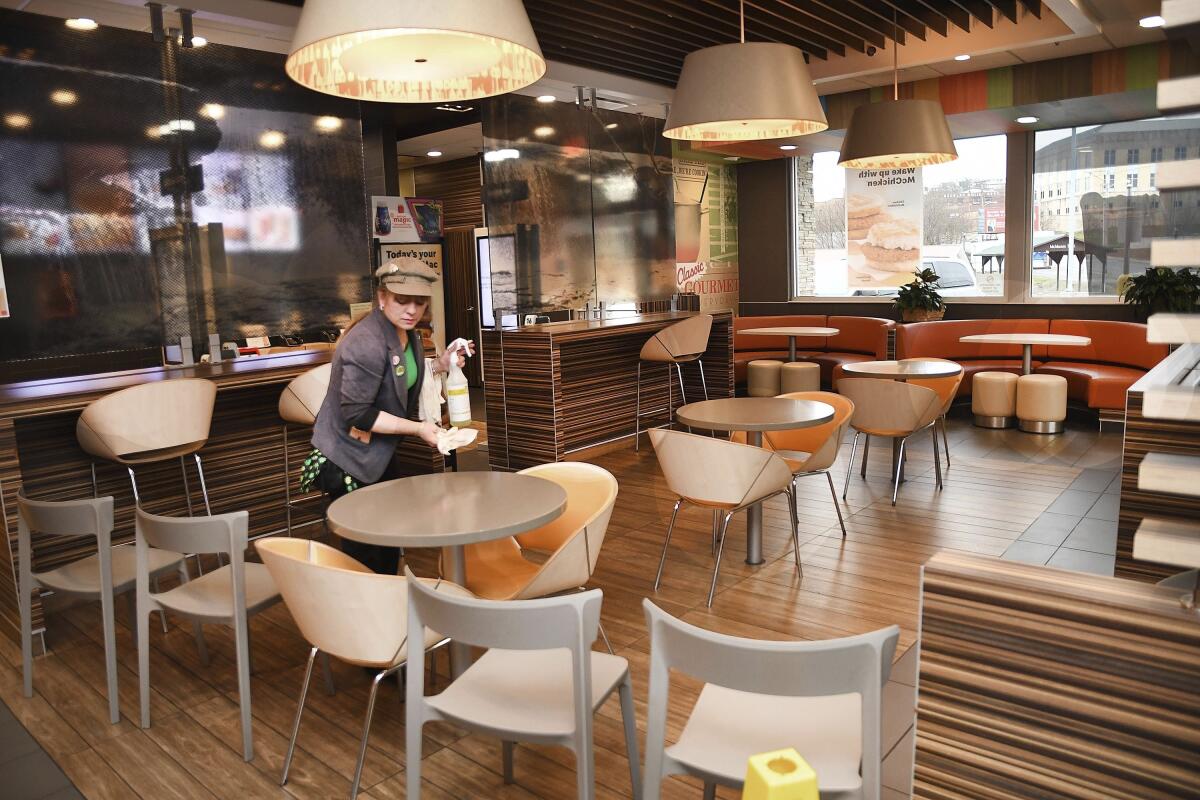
[902,357,964,475]
[635,314,713,450]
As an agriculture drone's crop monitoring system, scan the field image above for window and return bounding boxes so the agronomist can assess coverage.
[1031,115,1200,298]
[795,135,1006,298]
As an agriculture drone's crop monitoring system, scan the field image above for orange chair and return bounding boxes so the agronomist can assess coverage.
[901,358,963,476]
[734,391,854,538]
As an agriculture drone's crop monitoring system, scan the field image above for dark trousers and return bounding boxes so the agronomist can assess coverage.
[316,459,402,575]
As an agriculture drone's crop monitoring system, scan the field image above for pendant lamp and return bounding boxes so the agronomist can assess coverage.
[838,14,956,168]
[663,0,826,141]
[286,0,546,103]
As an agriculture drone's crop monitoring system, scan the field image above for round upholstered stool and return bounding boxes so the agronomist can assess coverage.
[972,371,1017,428]
[780,361,820,394]
[1016,374,1068,434]
[747,360,783,397]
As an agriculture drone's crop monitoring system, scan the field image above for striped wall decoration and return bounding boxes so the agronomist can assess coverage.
[917,551,1200,799]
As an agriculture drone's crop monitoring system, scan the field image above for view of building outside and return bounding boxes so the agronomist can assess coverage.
[797,134,1007,297]
[1031,115,1200,297]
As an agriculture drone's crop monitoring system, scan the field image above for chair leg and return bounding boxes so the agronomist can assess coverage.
[193,454,213,516]
[940,416,951,470]
[826,472,847,538]
[19,571,32,701]
[619,676,643,800]
[179,455,194,517]
[152,577,168,633]
[282,424,292,536]
[697,359,709,401]
[675,362,687,407]
[90,461,100,498]
[233,613,254,761]
[786,488,803,580]
[842,432,861,500]
[138,599,151,729]
[892,438,908,506]
[127,466,141,506]
[177,562,208,665]
[281,647,317,786]
[652,499,683,592]
[352,669,390,799]
[861,434,871,478]
[597,621,614,655]
[706,512,734,607]
[711,508,719,555]
[320,651,336,695]
[635,361,642,452]
[703,782,717,800]
[502,740,516,784]
[932,427,944,491]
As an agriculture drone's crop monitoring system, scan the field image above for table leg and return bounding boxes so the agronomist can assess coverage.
[1022,344,1032,375]
[788,337,797,362]
[445,545,470,678]
[746,431,764,565]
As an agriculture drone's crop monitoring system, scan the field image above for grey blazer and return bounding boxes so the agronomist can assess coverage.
[311,307,425,484]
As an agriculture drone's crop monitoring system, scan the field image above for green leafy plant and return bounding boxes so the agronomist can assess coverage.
[894,267,946,314]
[1117,268,1200,317]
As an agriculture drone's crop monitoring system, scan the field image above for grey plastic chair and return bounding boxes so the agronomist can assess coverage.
[17,492,190,725]
[641,599,899,800]
[135,507,281,761]
[404,568,641,800]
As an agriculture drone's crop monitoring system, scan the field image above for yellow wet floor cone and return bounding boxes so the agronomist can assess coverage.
[743,748,818,800]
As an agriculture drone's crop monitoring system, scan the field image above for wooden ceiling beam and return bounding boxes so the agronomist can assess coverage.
[982,0,1019,23]
[874,0,950,37]
[529,0,736,51]
[1018,0,1042,18]
[918,0,973,31]
[690,0,851,56]
[526,2,702,59]
[637,0,828,58]
[944,0,997,27]
[841,0,929,41]
[537,42,681,84]
[533,21,688,77]
[771,0,888,49]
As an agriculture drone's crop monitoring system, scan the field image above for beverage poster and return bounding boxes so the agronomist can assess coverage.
[672,151,738,313]
[371,196,443,244]
[845,166,923,288]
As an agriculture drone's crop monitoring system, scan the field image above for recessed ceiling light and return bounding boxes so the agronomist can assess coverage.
[1016,115,1039,124]
[605,123,618,130]
[259,130,286,149]
[779,144,797,151]
[533,125,555,137]
[190,36,208,47]
[4,113,31,129]
[314,116,342,131]
[1139,15,1166,28]
[954,54,971,61]
[146,125,162,139]
[50,89,77,106]
[536,94,556,103]
[426,150,443,157]
[200,103,225,120]
[65,18,98,31]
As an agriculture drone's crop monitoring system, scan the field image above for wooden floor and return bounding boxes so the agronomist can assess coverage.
[0,413,1125,799]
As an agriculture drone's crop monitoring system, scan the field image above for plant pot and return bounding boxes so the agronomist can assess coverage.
[900,307,946,323]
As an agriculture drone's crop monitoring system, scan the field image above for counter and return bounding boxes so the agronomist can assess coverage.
[0,350,442,641]
[482,311,734,470]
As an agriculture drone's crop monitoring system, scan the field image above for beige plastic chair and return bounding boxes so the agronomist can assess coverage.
[734,391,855,538]
[278,363,332,536]
[839,378,945,506]
[649,428,800,607]
[135,507,281,761]
[635,314,713,450]
[77,378,218,514]
[17,492,190,725]
[257,538,469,799]
[405,570,640,800]
[902,357,963,475]
[641,599,899,800]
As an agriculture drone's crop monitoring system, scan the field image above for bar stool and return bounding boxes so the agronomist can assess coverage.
[77,378,218,513]
[278,364,332,536]
[635,314,713,450]
[1016,374,1067,434]
[972,372,1018,429]
[780,362,820,394]
[747,360,783,397]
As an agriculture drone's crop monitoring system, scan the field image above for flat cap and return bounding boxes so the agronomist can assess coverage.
[375,258,438,297]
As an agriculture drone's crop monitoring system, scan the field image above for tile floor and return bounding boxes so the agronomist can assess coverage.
[0,700,81,799]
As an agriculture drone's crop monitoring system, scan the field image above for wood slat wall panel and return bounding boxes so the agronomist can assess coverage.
[484,312,732,469]
[915,552,1200,799]
[0,361,442,642]
[413,156,482,230]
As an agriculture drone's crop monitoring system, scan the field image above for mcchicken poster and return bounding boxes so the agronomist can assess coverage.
[845,166,923,288]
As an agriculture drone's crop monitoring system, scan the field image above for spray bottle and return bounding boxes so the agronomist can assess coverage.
[445,338,472,428]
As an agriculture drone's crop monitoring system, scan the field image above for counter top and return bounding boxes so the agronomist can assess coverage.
[0,349,331,418]
[498,311,728,342]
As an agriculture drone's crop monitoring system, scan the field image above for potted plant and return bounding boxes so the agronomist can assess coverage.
[1117,268,1200,320]
[894,267,946,322]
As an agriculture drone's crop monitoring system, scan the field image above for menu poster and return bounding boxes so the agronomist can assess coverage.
[0,253,9,318]
[845,166,923,288]
[378,242,446,355]
[406,198,443,243]
[371,197,444,244]
[672,152,739,313]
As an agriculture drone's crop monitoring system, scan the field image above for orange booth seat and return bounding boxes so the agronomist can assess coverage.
[895,319,1168,412]
[734,314,894,387]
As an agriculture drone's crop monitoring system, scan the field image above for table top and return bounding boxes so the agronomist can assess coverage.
[841,360,964,379]
[740,327,840,337]
[959,333,1091,346]
[326,472,567,548]
[676,397,835,432]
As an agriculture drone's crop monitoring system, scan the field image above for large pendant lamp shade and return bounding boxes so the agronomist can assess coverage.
[838,99,957,169]
[663,42,828,141]
[285,0,546,103]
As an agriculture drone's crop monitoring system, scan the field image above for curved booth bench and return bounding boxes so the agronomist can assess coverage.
[734,315,894,388]
[895,319,1168,412]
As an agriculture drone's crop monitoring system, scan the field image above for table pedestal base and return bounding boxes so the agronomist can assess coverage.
[974,414,1016,429]
[444,544,471,678]
[1019,419,1064,434]
[745,430,765,565]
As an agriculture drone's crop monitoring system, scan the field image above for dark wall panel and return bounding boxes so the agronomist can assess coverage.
[414,156,482,230]
[736,159,792,303]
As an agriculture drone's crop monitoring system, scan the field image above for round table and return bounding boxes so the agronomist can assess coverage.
[840,360,964,482]
[958,333,1091,374]
[326,472,567,675]
[739,327,840,362]
[676,398,835,565]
